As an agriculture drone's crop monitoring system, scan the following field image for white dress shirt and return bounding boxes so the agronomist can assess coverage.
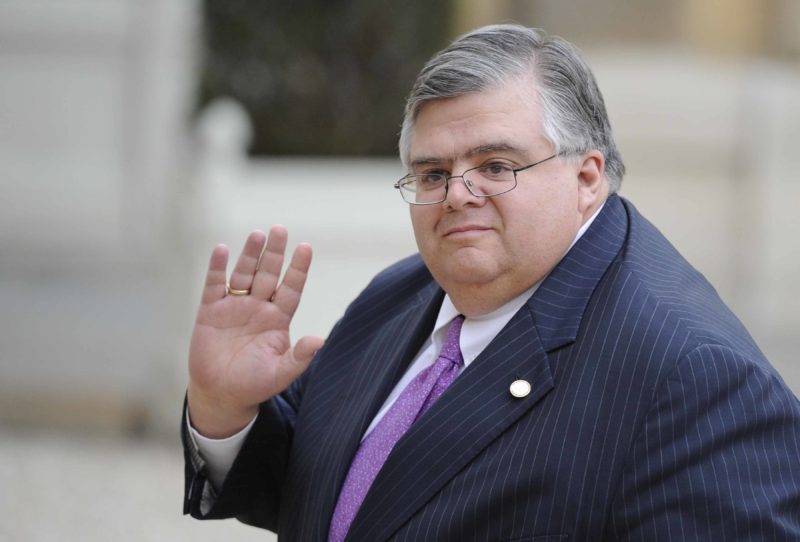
[189,202,605,490]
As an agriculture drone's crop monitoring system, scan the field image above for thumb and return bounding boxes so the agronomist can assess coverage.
[291,335,325,368]
[273,336,324,395]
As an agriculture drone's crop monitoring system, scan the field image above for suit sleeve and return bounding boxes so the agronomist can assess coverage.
[182,380,303,532]
[606,344,800,540]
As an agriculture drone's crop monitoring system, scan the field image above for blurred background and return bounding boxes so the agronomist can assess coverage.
[1,0,798,540]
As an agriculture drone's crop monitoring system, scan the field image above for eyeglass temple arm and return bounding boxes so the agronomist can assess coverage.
[512,153,558,174]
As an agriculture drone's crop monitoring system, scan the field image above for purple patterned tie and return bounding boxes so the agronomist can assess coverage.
[328,315,465,542]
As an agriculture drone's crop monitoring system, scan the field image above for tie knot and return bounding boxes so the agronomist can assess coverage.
[438,315,464,365]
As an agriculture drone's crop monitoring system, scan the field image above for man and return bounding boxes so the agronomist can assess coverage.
[183,24,800,540]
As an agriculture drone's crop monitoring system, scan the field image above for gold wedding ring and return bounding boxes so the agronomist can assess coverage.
[226,285,251,296]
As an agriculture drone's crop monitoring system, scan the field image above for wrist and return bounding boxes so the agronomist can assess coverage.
[186,384,259,439]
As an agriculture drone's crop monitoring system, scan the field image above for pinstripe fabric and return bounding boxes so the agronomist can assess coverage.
[184,195,800,540]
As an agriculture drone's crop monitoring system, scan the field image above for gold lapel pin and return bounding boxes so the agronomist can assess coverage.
[509,379,531,398]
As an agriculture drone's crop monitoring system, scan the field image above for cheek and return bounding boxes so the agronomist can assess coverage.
[410,209,436,247]
[500,195,576,255]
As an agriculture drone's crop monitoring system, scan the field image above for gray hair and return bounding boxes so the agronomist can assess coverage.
[399,24,625,193]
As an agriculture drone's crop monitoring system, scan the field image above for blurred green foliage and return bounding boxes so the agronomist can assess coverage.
[199,0,453,156]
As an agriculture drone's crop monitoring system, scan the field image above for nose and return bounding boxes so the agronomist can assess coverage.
[444,175,482,209]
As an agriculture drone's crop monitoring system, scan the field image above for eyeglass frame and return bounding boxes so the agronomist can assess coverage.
[393,153,559,205]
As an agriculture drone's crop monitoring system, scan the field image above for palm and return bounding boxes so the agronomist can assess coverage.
[192,297,291,403]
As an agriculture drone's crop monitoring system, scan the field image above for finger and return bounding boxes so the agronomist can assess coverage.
[271,242,313,317]
[201,244,229,304]
[251,225,288,300]
[228,230,267,292]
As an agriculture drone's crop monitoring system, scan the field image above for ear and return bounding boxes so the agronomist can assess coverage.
[576,150,609,216]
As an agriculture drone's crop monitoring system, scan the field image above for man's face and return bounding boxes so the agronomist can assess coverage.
[408,78,606,315]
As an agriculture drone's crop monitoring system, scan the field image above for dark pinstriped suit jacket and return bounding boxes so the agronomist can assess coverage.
[184,195,800,540]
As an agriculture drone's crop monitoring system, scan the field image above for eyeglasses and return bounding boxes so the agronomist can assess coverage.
[393,154,558,205]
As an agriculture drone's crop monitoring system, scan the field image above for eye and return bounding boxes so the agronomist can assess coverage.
[417,171,446,189]
[478,162,514,178]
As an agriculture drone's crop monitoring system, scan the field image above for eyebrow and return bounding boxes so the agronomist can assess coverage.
[466,142,523,157]
[410,141,524,168]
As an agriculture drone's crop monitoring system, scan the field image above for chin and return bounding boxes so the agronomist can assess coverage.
[421,244,506,283]
[434,262,504,288]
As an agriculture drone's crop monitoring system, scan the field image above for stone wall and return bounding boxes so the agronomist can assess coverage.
[0,0,198,434]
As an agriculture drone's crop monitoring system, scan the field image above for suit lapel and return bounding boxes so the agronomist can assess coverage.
[345,196,629,541]
[530,195,628,351]
[305,280,445,539]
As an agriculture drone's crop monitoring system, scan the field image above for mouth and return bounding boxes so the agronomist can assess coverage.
[442,224,492,238]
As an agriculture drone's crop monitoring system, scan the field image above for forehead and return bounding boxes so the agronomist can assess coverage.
[408,80,546,164]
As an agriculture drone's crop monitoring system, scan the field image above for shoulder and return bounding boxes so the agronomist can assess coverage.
[608,198,762,360]
[347,253,436,309]
[363,252,432,290]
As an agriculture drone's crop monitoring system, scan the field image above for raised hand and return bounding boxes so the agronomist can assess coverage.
[187,226,324,438]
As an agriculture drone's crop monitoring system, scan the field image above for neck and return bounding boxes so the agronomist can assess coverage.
[446,279,540,317]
